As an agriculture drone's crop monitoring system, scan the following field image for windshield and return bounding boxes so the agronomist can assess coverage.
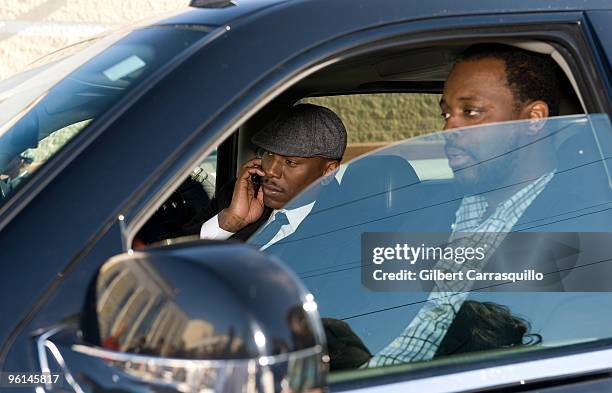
[0,27,207,206]
[251,114,612,374]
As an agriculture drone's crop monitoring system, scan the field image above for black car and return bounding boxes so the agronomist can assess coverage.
[1,0,612,392]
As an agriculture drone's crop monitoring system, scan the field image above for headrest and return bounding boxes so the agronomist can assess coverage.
[340,155,419,212]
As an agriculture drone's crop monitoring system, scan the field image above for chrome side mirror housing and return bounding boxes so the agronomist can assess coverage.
[36,241,328,392]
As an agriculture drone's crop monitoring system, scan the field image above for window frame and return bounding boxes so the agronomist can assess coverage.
[118,12,612,389]
[125,14,610,243]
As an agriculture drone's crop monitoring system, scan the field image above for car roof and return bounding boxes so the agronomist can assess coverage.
[155,0,287,27]
[155,0,612,29]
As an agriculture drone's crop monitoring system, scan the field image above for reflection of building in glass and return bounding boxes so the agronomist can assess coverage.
[182,320,214,347]
[97,257,247,361]
[97,259,188,355]
[182,320,244,358]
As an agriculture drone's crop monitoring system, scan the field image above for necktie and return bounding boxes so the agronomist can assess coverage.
[251,211,289,247]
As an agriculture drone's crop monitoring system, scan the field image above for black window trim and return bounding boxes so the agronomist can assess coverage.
[332,339,612,392]
[215,131,239,196]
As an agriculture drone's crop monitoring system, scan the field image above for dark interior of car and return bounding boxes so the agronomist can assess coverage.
[134,40,585,247]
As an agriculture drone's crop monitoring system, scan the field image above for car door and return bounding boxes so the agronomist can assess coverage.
[134,10,611,391]
[252,12,611,393]
[261,112,612,389]
[230,10,611,393]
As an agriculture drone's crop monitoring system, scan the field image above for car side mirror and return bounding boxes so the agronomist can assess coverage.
[36,241,328,392]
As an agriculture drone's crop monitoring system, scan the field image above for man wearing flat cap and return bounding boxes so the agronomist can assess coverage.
[198,103,347,248]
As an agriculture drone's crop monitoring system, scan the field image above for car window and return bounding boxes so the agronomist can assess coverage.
[0,27,208,207]
[134,148,219,247]
[254,114,612,374]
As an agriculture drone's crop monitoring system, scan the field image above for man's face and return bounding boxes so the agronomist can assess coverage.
[260,150,335,209]
[440,58,524,189]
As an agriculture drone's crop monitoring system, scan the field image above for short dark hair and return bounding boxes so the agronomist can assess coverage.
[455,43,560,116]
[434,300,542,357]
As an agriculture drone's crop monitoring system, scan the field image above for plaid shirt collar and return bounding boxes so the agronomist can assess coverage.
[453,172,555,233]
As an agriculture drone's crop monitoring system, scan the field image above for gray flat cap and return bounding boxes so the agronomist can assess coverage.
[251,104,347,160]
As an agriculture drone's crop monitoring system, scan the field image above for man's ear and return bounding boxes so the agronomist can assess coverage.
[525,100,549,120]
[520,100,549,134]
[323,160,340,176]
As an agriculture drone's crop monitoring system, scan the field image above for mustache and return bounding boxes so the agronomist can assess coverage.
[262,179,283,191]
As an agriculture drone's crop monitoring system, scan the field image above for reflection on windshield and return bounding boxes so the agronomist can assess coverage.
[0,27,206,206]
[256,114,612,369]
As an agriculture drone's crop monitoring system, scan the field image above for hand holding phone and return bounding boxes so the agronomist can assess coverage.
[219,158,265,232]
[250,173,262,187]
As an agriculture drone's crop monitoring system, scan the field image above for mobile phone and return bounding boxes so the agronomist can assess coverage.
[250,174,262,193]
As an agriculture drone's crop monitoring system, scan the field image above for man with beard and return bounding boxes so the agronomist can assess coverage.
[440,44,558,219]
[367,43,565,367]
[197,103,347,248]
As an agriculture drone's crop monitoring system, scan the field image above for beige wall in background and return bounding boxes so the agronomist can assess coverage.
[0,0,187,81]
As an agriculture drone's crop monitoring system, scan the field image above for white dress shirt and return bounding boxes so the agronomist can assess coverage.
[200,201,316,250]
